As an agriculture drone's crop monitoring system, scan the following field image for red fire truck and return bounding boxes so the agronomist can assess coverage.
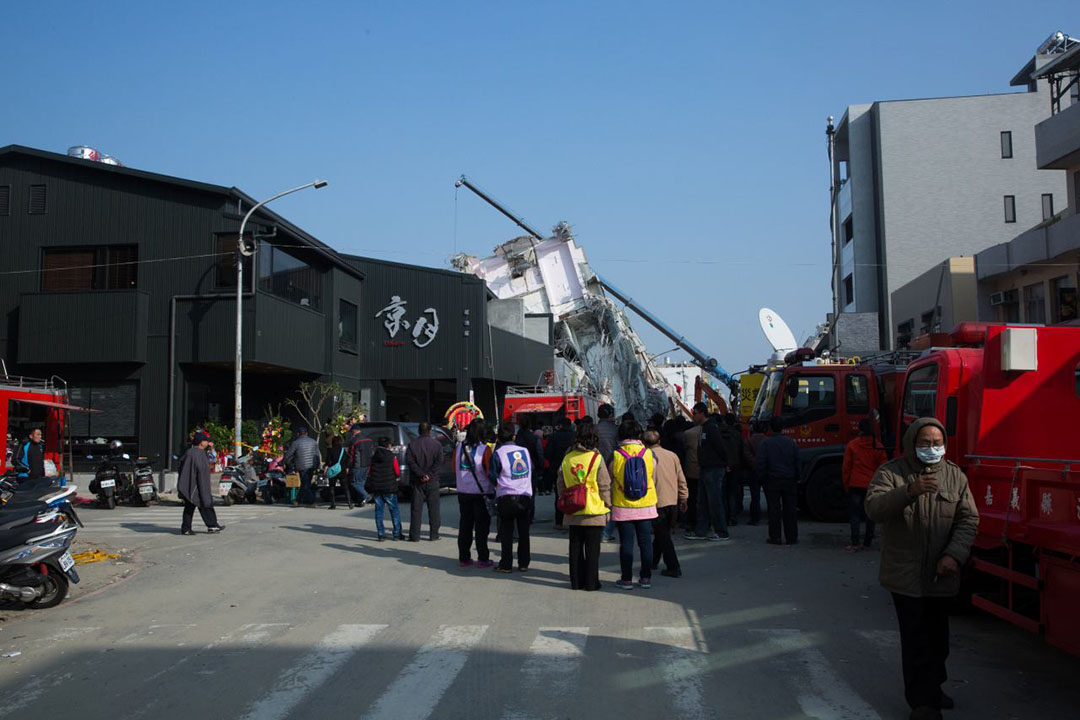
[752,322,1080,655]
[1,374,83,480]
[501,384,604,428]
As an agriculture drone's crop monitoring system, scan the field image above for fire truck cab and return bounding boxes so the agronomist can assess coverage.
[1,374,78,479]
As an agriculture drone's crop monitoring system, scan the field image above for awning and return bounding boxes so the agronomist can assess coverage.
[10,397,99,413]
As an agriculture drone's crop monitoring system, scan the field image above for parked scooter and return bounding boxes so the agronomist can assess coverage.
[218,455,257,506]
[0,519,80,609]
[87,440,128,509]
[257,456,287,504]
[126,456,158,506]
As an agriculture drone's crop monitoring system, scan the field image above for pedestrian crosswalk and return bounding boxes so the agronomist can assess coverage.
[74,504,282,537]
[0,620,898,720]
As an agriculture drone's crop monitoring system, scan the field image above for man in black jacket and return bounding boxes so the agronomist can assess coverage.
[545,417,576,529]
[686,413,730,541]
[345,424,374,506]
[756,416,801,545]
[16,427,46,479]
[406,423,443,541]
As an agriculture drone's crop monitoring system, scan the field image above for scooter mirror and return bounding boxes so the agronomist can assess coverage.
[122,453,131,460]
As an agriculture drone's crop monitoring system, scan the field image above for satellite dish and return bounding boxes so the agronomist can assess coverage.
[759,308,798,354]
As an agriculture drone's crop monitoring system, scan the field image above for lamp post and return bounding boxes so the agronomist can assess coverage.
[234,180,328,461]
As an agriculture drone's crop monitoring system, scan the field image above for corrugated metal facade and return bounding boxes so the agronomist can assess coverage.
[18,291,149,363]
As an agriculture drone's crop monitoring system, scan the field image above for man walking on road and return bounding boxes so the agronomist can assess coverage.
[644,429,687,577]
[756,417,800,545]
[346,424,374,506]
[177,431,223,535]
[866,417,979,720]
[284,427,320,507]
[686,409,729,541]
[406,422,443,541]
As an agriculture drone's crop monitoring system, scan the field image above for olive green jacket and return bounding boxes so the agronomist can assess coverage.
[865,417,979,598]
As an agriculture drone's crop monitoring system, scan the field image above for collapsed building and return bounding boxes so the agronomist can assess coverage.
[451,222,677,420]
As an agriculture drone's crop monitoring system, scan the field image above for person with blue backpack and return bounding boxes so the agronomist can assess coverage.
[609,417,658,590]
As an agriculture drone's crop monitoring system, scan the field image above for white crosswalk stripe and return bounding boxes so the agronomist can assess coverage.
[644,626,711,720]
[361,625,489,720]
[502,627,590,720]
[238,624,388,720]
[758,629,883,720]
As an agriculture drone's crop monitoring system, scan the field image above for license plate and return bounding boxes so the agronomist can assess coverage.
[219,482,231,493]
[139,486,154,496]
[59,551,75,572]
[100,479,116,488]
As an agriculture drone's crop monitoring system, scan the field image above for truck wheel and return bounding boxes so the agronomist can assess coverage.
[805,465,846,522]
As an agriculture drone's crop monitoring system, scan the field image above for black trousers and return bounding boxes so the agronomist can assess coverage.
[181,500,219,532]
[457,494,491,562]
[764,477,798,543]
[409,481,442,540]
[682,476,699,528]
[892,593,951,710]
[497,495,532,570]
[725,469,743,521]
[327,472,353,508]
[568,525,603,590]
[652,504,681,572]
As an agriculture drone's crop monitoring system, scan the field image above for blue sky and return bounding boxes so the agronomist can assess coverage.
[3,2,1074,373]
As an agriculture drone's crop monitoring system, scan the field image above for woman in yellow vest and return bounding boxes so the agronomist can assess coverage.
[558,423,612,591]
[609,418,658,590]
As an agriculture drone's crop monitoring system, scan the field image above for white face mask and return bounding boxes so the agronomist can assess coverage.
[916,446,946,465]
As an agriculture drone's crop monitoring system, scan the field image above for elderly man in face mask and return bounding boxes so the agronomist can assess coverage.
[865,417,979,720]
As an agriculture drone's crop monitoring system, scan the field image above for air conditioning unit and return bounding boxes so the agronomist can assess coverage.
[989,291,1006,306]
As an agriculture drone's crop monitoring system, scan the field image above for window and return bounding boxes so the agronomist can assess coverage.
[28,184,46,214]
[997,289,1020,323]
[842,217,854,245]
[897,319,915,348]
[920,307,940,335]
[1024,282,1046,324]
[1051,276,1078,323]
[902,364,939,422]
[0,185,10,216]
[259,243,322,311]
[213,234,253,290]
[1000,131,1013,159]
[67,382,139,444]
[1004,195,1016,223]
[843,274,854,307]
[1042,193,1054,221]
[41,245,138,291]
[846,374,870,414]
[339,299,358,352]
[781,374,836,424]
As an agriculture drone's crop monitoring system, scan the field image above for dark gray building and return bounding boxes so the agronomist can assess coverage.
[0,145,552,463]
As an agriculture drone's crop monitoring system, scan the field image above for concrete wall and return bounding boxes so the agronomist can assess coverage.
[488,298,524,335]
[890,257,977,344]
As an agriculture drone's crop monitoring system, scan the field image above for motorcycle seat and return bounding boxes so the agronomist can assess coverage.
[0,520,67,549]
[0,507,43,531]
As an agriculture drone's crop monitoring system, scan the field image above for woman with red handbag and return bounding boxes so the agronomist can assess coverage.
[557,424,612,591]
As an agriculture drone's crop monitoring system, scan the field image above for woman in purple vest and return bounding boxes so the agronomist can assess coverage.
[489,424,534,573]
[454,419,494,568]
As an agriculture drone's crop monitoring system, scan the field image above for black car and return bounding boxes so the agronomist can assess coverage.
[352,422,456,498]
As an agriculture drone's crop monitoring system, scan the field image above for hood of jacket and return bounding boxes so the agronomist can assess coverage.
[902,417,947,473]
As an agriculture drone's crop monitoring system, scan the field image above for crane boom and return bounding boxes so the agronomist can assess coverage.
[455,173,735,390]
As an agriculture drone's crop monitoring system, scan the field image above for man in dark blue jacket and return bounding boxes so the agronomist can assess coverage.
[406,423,444,542]
[16,428,47,479]
[756,416,801,545]
[687,413,730,541]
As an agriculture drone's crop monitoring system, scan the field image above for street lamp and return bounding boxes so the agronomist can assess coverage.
[234,180,328,461]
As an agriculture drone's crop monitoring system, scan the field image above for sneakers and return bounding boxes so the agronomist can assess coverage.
[458,559,474,567]
[493,566,513,574]
[706,532,730,542]
[845,544,860,553]
[615,579,635,590]
[180,529,196,536]
[602,535,617,544]
[660,568,682,578]
[207,526,225,534]
[638,577,652,589]
[392,534,404,541]
[684,532,706,540]
[476,560,494,569]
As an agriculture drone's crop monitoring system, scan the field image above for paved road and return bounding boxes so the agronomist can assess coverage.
[1,495,1078,719]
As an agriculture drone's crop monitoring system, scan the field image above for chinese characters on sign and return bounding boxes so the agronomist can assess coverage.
[375,296,440,348]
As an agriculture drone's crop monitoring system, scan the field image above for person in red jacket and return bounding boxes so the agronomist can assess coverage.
[842,418,888,552]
